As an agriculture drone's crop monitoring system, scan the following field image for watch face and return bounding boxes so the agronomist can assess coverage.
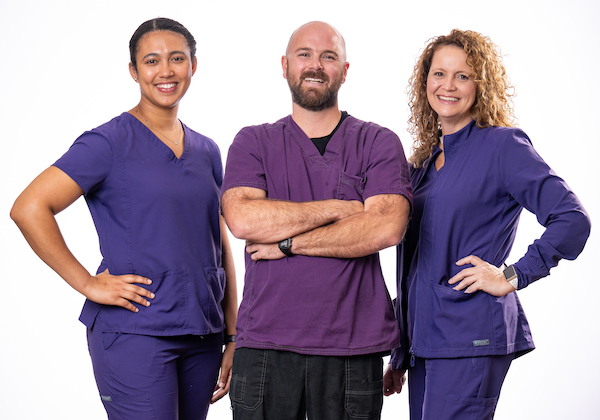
[503,265,517,280]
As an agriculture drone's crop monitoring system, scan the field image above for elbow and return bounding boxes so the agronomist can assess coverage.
[568,210,592,258]
[10,197,29,229]
[222,214,252,240]
[371,224,405,252]
[382,228,405,249]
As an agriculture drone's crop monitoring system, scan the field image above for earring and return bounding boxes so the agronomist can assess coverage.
[134,78,138,82]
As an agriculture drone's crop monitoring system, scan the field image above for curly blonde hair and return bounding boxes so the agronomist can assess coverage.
[408,29,516,167]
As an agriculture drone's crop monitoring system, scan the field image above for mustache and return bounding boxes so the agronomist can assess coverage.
[300,70,330,82]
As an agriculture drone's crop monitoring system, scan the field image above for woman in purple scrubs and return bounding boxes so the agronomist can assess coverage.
[383,29,590,419]
[10,18,237,420]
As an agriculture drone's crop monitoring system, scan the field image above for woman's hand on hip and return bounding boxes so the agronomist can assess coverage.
[449,255,516,297]
[83,269,154,312]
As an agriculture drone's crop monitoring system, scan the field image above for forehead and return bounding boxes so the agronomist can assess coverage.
[287,24,345,56]
[431,45,469,68]
[137,30,190,54]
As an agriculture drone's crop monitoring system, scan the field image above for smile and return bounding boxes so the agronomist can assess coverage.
[304,78,324,83]
[438,95,459,102]
[156,83,177,88]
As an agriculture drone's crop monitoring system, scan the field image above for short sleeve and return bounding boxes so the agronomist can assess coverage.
[363,127,413,205]
[53,132,114,194]
[208,140,224,189]
[222,126,268,194]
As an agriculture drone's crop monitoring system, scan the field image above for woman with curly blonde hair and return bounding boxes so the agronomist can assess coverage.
[383,30,590,419]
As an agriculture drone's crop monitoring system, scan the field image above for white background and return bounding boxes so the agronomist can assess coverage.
[1,0,598,419]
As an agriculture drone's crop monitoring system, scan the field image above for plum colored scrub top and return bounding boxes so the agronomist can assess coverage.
[54,112,227,336]
[222,114,413,356]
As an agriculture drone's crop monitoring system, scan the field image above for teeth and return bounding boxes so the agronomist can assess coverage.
[157,83,176,88]
[304,78,324,83]
[439,95,458,102]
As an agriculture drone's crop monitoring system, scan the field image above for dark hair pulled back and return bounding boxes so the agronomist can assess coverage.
[129,18,196,70]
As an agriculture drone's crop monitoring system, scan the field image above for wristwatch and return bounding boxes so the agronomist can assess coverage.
[503,265,518,290]
[224,334,236,344]
[278,237,294,257]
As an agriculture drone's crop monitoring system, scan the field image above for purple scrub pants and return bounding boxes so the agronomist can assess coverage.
[408,354,514,420]
[87,326,223,420]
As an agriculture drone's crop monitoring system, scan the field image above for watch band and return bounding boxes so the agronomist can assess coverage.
[224,334,236,344]
[503,265,518,290]
[278,237,294,257]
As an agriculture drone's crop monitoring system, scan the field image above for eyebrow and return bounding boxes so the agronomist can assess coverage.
[141,50,187,61]
[294,47,338,57]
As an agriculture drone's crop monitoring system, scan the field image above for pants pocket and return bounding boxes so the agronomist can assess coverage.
[344,355,384,419]
[100,392,156,419]
[230,349,267,411]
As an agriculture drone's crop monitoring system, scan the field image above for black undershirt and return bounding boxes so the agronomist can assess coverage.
[310,111,349,156]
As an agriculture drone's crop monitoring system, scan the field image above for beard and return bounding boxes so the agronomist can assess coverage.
[287,69,343,112]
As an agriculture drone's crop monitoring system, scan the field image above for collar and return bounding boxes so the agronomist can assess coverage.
[442,119,478,152]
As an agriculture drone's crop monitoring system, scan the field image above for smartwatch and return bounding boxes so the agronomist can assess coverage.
[503,265,518,290]
[278,237,294,257]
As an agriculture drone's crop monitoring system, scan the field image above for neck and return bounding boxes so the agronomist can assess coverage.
[291,103,342,138]
[440,116,472,138]
[131,101,180,131]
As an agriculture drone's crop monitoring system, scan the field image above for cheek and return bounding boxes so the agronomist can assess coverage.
[465,84,477,106]
[426,81,438,103]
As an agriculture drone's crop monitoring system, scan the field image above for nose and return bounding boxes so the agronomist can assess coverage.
[158,61,174,77]
[442,76,456,91]
[309,56,323,70]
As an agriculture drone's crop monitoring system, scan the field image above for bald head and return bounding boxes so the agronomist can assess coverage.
[286,21,347,62]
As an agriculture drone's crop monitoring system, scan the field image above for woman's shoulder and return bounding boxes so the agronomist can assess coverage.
[479,125,533,151]
[80,112,135,144]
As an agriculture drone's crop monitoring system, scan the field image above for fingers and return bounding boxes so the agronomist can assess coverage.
[455,254,482,266]
[211,345,234,403]
[89,270,155,312]
[211,370,232,403]
[383,366,406,396]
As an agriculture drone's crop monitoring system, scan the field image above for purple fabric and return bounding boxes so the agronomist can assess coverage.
[222,114,412,356]
[408,355,514,420]
[392,121,590,369]
[87,328,222,419]
[54,112,226,336]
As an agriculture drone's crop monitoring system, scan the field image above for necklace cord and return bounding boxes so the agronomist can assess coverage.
[134,107,182,145]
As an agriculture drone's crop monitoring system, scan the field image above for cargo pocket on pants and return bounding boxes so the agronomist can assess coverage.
[230,349,267,411]
[344,355,384,419]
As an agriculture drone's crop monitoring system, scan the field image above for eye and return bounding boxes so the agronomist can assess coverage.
[432,71,443,77]
[146,59,157,65]
[458,74,470,80]
[323,54,336,61]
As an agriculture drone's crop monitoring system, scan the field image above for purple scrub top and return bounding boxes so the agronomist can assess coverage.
[222,114,412,356]
[54,112,227,336]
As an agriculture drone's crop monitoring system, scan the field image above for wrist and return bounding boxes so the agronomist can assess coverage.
[278,237,294,257]
[503,265,518,290]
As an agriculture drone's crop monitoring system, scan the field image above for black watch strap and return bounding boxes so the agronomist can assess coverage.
[224,334,236,344]
[278,237,294,257]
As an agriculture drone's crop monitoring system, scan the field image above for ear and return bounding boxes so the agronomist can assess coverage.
[129,62,138,82]
[341,62,349,84]
[191,56,198,76]
[281,55,288,79]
